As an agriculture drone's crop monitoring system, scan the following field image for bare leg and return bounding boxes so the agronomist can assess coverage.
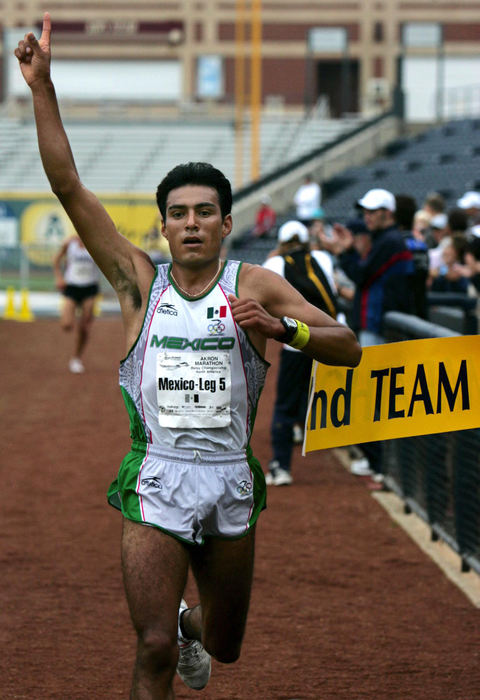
[59,296,76,333]
[188,526,256,663]
[74,295,95,360]
[122,519,190,700]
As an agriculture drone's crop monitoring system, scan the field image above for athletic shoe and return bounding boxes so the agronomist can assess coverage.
[292,424,304,444]
[177,599,211,690]
[68,357,85,374]
[265,460,280,486]
[273,468,293,486]
[350,457,373,476]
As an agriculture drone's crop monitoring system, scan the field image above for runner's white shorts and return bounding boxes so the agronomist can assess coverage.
[107,442,266,545]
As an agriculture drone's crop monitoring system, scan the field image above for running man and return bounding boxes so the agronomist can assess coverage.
[53,234,100,373]
[15,14,362,699]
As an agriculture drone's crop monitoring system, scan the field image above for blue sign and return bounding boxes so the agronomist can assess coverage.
[197,55,223,99]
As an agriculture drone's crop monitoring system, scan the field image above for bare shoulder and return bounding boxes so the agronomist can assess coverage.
[238,261,284,302]
[62,235,77,249]
[54,236,73,260]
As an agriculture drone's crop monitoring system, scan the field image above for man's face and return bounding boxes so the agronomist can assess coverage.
[362,207,392,232]
[162,185,232,267]
[467,206,480,218]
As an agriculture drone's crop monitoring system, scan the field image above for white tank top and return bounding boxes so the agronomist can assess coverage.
[119,260,269,453]
[64,238,100,286]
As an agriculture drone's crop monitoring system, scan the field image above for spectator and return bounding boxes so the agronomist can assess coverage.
[395,194,429,319]
[334,188,415,343]
[428,208,468,280]
[332,188,415,479]
[308,212,357,326]
[464,234,480,294]
[426,212,450,273]
[412,209,432,242]
[262,220,337,486]
[250,193,277,238]
[430,233,470,294]
[308,207,327,251]
[422,191,446,219]
[293,174,321,227]
[448,206,469,235]
[457,191,480,233]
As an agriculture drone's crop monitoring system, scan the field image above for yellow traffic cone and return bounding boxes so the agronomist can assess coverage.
[2,286,18,320]
[17,288,34,322]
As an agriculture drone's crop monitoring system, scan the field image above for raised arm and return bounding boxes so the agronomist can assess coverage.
[15,13,155,342]
[230,264,362,368]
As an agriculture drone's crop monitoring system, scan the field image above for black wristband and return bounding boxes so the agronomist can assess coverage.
[278,316,298,343]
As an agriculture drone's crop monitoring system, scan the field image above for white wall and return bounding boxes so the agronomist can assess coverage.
[5,28,181,101]
[404,55,480,122]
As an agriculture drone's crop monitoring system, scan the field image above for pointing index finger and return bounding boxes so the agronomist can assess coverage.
[40,12,51,46]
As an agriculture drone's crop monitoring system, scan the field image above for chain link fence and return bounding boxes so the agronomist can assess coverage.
[382,310,480,574]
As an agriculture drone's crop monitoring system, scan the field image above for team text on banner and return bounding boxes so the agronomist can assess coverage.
[303,335,480,453]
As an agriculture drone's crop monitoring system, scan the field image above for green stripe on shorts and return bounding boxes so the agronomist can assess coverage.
[246,444,267,525]
[107,442,147,521]
[107,388,147,518]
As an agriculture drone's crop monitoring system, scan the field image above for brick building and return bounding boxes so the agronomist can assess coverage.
[1,0,480,121]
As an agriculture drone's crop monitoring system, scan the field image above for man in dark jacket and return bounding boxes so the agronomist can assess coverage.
[334,189,415,478]
[395,193,429,319]
[335,188,415,344]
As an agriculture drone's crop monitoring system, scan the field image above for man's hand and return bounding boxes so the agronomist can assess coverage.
[332,223,354,253]
[14,12,51,87]
[55,275,66,292]
[228,294,284,340]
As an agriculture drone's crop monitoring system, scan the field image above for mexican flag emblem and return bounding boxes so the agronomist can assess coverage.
[207,306,227,319]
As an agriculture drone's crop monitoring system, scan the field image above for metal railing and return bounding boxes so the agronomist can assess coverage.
[382,311,480,574]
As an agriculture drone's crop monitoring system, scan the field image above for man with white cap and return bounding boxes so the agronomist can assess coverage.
[333,188,415,478]
[457,191,480,233]
[263,220,337,485]
[427,212,450,275]
[334,188,415,345]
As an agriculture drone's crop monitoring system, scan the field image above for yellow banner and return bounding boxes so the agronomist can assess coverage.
[304,335,480,453]
[19,197,170,266]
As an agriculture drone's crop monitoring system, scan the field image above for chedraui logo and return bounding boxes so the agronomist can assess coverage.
[19,196,169,266]
[150,335,235,350]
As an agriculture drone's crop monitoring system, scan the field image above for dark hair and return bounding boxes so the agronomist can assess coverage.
[346,218,369,235]
[467,235,480,261]
[156,162,232,222]
[448,207,469,234]
[395,193,417,230]
[423,191,445,214]
[450,233,468,263]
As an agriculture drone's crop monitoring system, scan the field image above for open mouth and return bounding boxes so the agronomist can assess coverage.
[183,236,202,246]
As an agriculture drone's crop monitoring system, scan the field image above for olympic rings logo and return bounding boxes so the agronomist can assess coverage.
[236,480,253,496]
[208,320,225,335]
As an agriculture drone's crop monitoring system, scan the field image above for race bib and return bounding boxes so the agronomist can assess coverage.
[71,261,94,282]
[156,351,231,428]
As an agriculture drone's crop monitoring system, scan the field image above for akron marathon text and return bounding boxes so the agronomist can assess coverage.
[309,360,470,430]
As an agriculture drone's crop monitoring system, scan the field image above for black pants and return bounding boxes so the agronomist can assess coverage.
[270,349,312,473]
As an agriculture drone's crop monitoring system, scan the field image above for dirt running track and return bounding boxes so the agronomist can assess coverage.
[2,316,480,700]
